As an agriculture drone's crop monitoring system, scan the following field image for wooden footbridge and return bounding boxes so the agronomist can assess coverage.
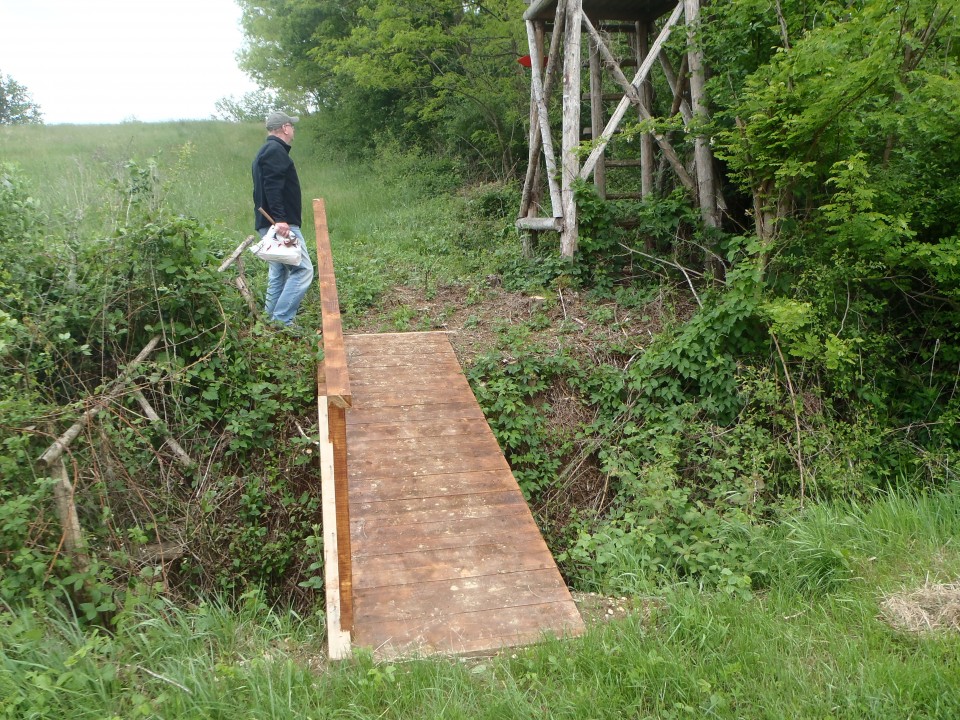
[312,199,584,659]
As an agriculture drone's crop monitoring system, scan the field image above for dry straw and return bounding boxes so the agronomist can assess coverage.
[880,580,960,633]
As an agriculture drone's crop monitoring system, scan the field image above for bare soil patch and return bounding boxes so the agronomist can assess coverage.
[348,280,691,368]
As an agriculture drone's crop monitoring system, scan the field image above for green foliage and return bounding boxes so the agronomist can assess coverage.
[0,151,329,615]
[0,163,43,312]
[0,70,42,125]
[239,0,529,177]
[468,344,578,497]
[213,88,307,123]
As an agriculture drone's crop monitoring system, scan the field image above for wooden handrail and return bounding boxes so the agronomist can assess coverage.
[314,198,354,650]
[314,199,352,410]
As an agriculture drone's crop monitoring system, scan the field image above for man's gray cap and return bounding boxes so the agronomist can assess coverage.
[266,111,299,130]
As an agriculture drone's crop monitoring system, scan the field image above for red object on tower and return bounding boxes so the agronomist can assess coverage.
[517,55,547,69]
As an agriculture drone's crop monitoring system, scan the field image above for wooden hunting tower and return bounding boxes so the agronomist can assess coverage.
[518,0,720,256]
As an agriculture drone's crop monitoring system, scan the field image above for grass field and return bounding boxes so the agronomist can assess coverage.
[0,120,509,326]
[1,121,958,719]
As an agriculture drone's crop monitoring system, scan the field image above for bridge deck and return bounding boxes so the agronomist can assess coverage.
[343,331,584,658]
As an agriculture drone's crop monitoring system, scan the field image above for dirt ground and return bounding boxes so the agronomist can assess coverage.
[349,279,688,368]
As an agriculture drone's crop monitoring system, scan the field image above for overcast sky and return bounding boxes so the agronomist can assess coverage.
[0,0,259,125]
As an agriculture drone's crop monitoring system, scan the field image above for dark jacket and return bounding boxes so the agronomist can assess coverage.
[252,135,302,231]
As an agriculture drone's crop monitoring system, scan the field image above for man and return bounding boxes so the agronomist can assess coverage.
[252,110,313,327]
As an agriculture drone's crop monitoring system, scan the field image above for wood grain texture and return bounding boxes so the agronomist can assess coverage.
[314,199,351,408]
[344,331,584,658]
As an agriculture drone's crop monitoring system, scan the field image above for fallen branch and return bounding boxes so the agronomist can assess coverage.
[38,335,162,467]
[619,243,703,307]
[131,389,196,470]
[217,235,258,273]
[233,255,258,315]
[218,236,259,317]
[53,454,90,573]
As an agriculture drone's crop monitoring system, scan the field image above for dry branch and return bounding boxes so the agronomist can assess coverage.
[131,389,196,470]
[218,236,259,316]
[54,456,90,572]
[233,255,258,315]
[39,335,162,467]
[217,235,258,272]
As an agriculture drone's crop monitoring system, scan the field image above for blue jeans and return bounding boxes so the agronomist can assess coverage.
[261,225,313,325]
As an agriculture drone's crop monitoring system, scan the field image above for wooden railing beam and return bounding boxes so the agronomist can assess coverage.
[314,198,354,657]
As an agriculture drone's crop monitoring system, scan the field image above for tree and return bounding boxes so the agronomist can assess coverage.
[236,0,528,177]
[213,88,308,122]
[0,71,42,125]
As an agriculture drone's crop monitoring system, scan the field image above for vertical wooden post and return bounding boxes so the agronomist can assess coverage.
[521,21,549,258]
[636,21,655,198]
[314,198,354,656]
[684,0,719,229]
[520,22,545,222]
[526,17,564,219]
[328,402,353,630]
[588,33,606,199]
[560,0,582,257]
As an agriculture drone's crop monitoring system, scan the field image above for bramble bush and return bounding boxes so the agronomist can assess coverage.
[0,159,326,619]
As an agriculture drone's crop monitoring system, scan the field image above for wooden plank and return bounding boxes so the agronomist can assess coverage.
[349,330,454,341]
[350,356,465,377]
[348,452,510,481]
[317,394,351,659]
[352,543,559,589]
[347,331,452,352]
[350,432,502,460]
[329,402,353,632]
[347,401,487,425]
[357,601,584,659]
[347,387,485,408]
[348,352,464,371]
[346,417,493,443]
[314,199,351,409]
[351,513,546,556]
[354,487,524,517]
[349,431,501,456]
[353,489,527,528]
[349,468,521,503]
[354,568,573,623]
[349,372,474,393]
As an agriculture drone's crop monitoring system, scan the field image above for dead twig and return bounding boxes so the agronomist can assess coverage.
[39,335,162,467]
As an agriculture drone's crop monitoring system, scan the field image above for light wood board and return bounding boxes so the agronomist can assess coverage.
[345,331,584,658]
